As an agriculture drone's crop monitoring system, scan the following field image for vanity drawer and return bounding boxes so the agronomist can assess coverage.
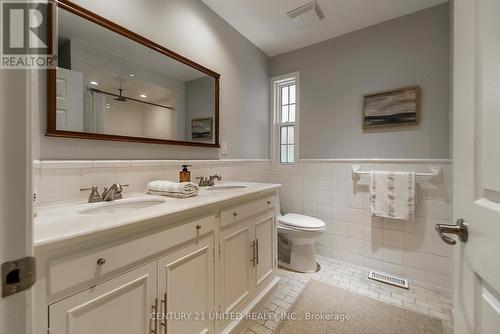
[48,215,215,295]
[220,195,275,226]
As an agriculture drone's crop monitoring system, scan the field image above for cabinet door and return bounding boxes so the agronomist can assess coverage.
[220,221,254,316]
[255,216,275,288]
[49,262,156,334]
[157,236,215,334]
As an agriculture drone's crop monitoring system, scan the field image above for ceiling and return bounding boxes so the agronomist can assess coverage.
[201,0,448,57]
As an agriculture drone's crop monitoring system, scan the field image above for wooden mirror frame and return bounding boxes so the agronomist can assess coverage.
[47,0,220,148]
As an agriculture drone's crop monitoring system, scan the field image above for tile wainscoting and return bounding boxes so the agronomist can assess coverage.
[33,158,453,295]
[33,159,271,206]
[270,159,453,296]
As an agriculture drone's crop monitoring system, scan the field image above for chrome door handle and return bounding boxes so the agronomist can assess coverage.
[255,239,259,265]
[435,218,468,245]
[250,240,257,267]
[151,298,159,334]
[160,293,167,332]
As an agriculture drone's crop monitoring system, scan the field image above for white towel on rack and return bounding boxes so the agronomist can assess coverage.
[146,180,199,198]
[369,171,416,221]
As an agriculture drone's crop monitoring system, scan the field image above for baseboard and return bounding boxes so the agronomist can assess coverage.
[222,276,280,334]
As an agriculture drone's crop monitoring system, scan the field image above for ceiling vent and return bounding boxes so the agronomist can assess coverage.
[287,1,324,29]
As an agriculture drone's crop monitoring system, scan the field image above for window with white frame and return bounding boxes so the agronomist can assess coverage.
[272,73,299,167]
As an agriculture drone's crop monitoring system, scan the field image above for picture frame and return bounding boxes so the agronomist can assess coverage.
[362,86,421,129]
[191,117,213,141]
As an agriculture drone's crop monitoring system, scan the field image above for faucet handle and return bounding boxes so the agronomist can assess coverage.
[80,186,97,191]
[80,186,102,203]
[196,176,207,187]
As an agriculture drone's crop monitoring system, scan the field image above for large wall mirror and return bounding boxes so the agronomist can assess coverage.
[47,0,220,147]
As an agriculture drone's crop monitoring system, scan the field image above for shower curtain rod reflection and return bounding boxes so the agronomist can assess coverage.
[87,87,175,111]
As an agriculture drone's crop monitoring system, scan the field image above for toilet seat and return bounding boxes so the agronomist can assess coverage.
[277,213,326,232]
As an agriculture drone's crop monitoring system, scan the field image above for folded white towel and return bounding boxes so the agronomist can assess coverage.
[146,180,199,198]
[370,171,416,221]
[147,190,198,199]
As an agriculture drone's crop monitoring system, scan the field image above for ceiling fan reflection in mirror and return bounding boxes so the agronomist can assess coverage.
[87,85,174,110]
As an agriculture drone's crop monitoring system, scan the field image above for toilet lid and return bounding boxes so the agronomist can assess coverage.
[278,213,326,230]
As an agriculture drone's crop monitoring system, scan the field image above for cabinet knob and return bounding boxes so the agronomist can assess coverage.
[233,212,238,217]
[196,224,202,230]
[96,258,106,266]
[267,201,271,205]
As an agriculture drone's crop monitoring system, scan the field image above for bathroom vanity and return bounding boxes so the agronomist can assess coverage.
[35,2,279,332]
[33,183,280,334]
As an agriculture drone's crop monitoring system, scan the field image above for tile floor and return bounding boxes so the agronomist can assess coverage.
[241,256,453,334]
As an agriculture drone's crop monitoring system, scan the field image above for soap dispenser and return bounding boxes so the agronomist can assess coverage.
[179,165,192,182]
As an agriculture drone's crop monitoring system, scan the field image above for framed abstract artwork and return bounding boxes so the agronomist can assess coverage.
[191,117,213,141]
[363,86,420,129]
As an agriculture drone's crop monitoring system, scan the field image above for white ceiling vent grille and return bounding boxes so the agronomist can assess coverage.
[287,2,324,29]
[368,270,409,289]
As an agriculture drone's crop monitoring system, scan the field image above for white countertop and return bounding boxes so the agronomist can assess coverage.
[34,182,281,248]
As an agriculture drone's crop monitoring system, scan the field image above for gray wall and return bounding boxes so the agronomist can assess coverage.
[34,0,270,160]
[270,3,450,159]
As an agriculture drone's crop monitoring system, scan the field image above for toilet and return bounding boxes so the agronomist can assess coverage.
[277,213,326,273]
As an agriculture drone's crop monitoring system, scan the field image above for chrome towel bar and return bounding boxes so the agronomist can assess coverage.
[351,165,442,179]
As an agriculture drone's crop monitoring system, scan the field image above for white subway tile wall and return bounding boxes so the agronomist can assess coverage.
[33,159,452,296]
[270,161,453,296]
[33,160,271,205]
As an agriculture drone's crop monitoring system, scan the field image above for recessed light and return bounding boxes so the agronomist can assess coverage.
[140,94,147,98]
[129,73,135,78]
[90,81,99,86]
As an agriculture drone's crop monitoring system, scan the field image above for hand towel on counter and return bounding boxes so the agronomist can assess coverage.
[146,180,199,199]
[369,171,416,221]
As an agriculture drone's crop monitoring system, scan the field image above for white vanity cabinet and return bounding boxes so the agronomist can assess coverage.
[48,236,216,334]
[219,213,276,314]
[220,218,255,319]
[49,262,157,334]
[254,215,275,289]
[36,190,280,334]
[157,236,215,334]
[219,198,277,332]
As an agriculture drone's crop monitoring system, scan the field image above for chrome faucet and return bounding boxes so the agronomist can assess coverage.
[80,183,129,203]
[207,174,222,186]
[101,183,128,201]
[195,175,222,187]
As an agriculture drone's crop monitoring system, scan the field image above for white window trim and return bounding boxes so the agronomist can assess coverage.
[270,72,300,171]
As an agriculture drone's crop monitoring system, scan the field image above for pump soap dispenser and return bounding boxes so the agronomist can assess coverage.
[179,165,192,182]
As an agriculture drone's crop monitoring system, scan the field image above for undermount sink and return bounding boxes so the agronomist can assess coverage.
[205,185,247,191]
[79,199,166,215]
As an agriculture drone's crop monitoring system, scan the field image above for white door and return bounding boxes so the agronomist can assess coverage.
[0,70,34,333]
[56,67,83,131]
[157,237,215,334]
[255,216,275,289]
[220,221,254,317]
[452,0,500,333]
[49,262,157,334]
